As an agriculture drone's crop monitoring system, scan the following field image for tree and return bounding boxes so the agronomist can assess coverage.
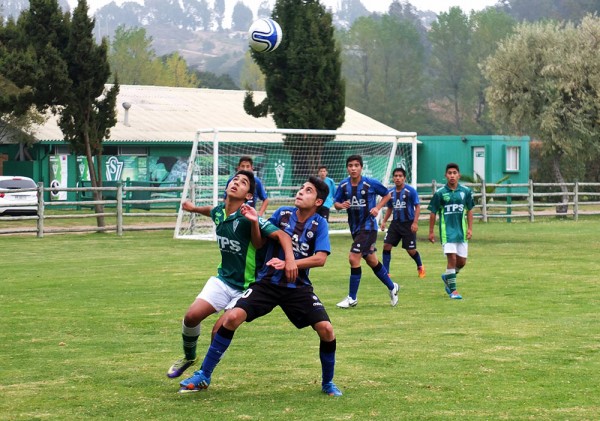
[244,0,345,182]
[428,7,474,132]
[109,26,159,85]
[257,0,271,18]
[160,52,198,87]
[213,0,225,31]
[483,16,600,210]
[58,0,119,227]
[231,1,253,31]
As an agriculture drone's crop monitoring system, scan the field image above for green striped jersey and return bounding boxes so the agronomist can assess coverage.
[211,204,279,290]
[427,184,474,243]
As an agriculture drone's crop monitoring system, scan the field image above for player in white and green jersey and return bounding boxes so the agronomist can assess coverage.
[428,163,474,300]
[166,170,297,379]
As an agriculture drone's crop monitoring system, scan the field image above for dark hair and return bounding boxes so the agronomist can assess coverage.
[238,156,253,167]
[446,162,460,172]
[393,167,406,177]
[308,176,329,207]
[318,165,328,171]
[234,170,256,198]
[346,154,363,167]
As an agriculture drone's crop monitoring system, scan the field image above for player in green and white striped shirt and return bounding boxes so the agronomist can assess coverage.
[428,163,474,300]
[166,170,297,379]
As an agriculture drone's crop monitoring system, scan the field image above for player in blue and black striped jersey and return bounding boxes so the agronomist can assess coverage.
[333,155,398,309]
[380,167,426,279]
[179,176,342,397]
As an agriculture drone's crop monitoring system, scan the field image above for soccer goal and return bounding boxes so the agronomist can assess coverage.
[174,128,418,240]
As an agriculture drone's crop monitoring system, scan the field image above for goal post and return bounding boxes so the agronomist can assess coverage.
[174,128,418,240]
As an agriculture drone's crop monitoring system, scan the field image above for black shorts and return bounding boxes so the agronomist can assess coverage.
[383,221,417,250]
[234,282,330,329]
[350,230,378,256]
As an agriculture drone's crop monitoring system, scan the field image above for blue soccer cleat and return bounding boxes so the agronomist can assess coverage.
[441,274,451,296]
[178,369,211,394]
[167,356,198,378]
[449,291,463,300]
[322,381,343,397]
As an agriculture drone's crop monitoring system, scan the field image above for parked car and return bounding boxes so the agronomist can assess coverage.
[0,176,38,216]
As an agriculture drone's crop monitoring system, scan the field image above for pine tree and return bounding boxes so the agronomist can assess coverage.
[244,0,345,182]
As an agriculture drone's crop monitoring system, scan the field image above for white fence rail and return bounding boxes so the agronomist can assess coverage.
[1,181,600,237]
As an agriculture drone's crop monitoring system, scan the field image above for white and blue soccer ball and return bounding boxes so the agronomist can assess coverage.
[248,18,283,53]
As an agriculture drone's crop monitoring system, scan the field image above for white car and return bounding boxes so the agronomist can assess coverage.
[0,176,38,216]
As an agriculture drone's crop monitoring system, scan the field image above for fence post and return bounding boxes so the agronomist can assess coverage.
[36,182,44,238]
[117,182,123,236]
[506,181,512,223]
[480,180,487,222]
[528,179,534,222]
[573,182,579,221]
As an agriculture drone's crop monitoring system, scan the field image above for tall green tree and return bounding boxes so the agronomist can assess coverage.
[428,7,474,132]
[244,0,345,181]
[231,1,253,31]
[484,16,600,209]
[58,0,119,226]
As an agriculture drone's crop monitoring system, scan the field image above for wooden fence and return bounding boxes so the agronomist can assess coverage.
[1,181,599,237]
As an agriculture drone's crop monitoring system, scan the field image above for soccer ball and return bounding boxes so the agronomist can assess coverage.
[248,18,282,53]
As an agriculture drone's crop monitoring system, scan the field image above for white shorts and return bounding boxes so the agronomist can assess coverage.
[196,276,244,312]
[442,242,468,258]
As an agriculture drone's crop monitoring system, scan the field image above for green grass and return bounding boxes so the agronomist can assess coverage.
[1,219,599,420]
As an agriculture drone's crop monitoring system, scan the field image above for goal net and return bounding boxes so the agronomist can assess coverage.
[174,128,418,240]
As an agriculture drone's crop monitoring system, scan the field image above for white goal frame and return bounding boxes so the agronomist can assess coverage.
[174,128,418,240]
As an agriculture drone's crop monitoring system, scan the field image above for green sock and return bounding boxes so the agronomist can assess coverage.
[446,272,457,292]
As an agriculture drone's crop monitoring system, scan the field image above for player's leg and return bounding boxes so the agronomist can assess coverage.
[402,228,425,278]
[441,244,461,299]
[365,252,399,306]
[336,244,362,308]
[382,223,400,272]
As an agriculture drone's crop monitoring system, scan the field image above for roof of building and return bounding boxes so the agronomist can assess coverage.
[32,85,414,144]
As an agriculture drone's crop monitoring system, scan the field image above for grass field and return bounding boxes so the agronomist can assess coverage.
[1,219,599,420]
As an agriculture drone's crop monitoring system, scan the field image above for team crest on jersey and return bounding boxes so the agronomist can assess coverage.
[460,192,465,200]
[443,193,450,202]
[306,230,314,239]
[233,219,239,232]
[361,189,366,195]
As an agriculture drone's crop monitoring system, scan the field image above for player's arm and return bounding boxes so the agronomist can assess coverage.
[370,192,391,216]
[428,211,436,243]
[266,251,328,271]
[466,208,473,240]
[182,200,211,217]
[381,207,392,231]
[257,198,269,217]
[240,204,265,249]
[412,201,421,233]
[266,229,298,282]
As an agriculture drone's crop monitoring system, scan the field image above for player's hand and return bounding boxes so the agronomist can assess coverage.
[266,257,285,270]
[380,221,386,231]
[240,203,258,222]
[284,258,298,283]
[467,228,472,240]
[411,222,418,233]
[338,201,350,210]
[182,200,195,212]
[369,207,380,217]
[429,232,435,243]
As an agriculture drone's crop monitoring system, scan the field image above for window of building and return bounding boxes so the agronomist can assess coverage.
[506,146,520,172]
[120,146,147,156]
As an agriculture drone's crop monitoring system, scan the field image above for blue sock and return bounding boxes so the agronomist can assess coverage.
[411,251,423,268]
[320,339,336,385]
[372,262,394,290]
[382,250,391,272]
[349,267,361,300]
[200,326,234,377]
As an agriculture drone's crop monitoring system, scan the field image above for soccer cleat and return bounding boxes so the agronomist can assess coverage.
[167,356,199,378]
[418,266,426,279]
[336,296,358,308]
[178,369,211,393]
[322,381,343,397]
[389,282,399,307]
[441,274,451,296]
[449,291,462,300]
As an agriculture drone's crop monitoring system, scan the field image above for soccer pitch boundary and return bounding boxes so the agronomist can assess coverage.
[1,219,599,420]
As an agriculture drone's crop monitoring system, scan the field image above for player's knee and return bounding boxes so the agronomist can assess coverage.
[315,322,335,342]
[223,308,246,330]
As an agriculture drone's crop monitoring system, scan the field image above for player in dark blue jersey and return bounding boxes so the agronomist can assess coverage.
[224,156,269,216]
[179,176,342,397]
[333,155,398,309]
[380,167,426,279]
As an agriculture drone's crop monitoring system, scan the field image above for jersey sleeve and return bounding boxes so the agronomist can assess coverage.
[334,181,345,203]
[372,178,389,197]
[386,188,394,209]
[465,188,475,210]
[427,190,441,213]
[255,178,268,200]
[314,217,331,254]
[410,186,420,205]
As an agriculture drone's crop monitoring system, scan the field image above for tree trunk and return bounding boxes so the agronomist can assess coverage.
[84,131,105,228]
[552,154,569,214]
